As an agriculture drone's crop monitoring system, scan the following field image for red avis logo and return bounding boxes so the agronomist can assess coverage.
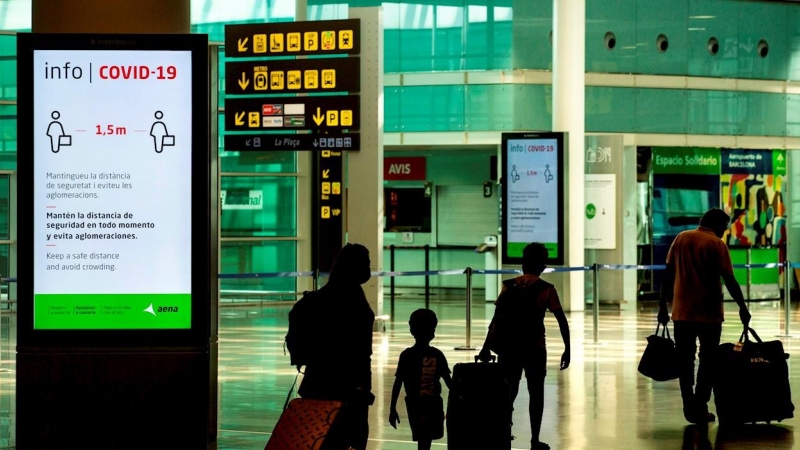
[387,164,411,175]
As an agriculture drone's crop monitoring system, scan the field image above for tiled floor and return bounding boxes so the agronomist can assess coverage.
[2,297,800,449]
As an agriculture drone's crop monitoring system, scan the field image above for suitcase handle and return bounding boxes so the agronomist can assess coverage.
[739,327,763,344]
[475,355,496,363]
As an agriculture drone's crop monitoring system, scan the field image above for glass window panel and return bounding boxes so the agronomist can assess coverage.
[0,0,31,30]
[220,240,297,298]
[221,176,297,237]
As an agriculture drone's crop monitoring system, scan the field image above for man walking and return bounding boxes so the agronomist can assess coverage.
[659,208,751,424]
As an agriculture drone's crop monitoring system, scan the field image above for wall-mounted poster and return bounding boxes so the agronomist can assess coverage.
[501,132,564,265]
[721,149,786,247]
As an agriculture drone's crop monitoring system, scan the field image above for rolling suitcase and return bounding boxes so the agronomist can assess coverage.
[446,356,511,450]
[264,397,346,450]
[713,327,795,425]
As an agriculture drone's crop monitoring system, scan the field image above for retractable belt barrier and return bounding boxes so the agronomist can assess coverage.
[1,260,794,343]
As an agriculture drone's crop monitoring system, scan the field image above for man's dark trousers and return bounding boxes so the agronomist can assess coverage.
[673,320,722,419]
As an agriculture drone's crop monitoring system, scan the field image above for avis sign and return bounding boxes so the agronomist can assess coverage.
[384,157,426,181]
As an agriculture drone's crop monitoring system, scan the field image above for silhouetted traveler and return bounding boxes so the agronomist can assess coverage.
[659,208,751,424]
[478,242,570,450]
[292,243,375,450]
[389,309,453,450]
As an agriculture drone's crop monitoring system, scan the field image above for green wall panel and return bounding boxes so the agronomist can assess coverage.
[385,87,401,132]
[738,92,787,137]
[465,85,512,131]
[789,6,800,81]
[398,85,465,132]
[585,86,636,133]
[687,0,739,78]
[511,0,551,70]
[735,1,789,81]
[635,0,688,76]
[512,84,550,131]
[636,89,688,133]
[787,94,800,137]
[687,90,737,136]
[586,0,636,74]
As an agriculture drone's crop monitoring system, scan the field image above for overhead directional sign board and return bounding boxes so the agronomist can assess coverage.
[224,133,360,152]
[225,95,360,132]
[224,18,361,152]
[225,19,360,58]
[226,58,360,95]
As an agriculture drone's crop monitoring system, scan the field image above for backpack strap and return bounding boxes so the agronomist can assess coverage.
[283,371,303,411]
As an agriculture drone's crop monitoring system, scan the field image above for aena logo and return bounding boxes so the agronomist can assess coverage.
[157,306,180,313]
[388,164,412,174]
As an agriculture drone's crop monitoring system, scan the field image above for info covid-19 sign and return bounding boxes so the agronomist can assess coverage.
[17,35,209,336]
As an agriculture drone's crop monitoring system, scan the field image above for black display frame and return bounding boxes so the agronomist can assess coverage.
[501,132,565,266]
[16,33,210,348]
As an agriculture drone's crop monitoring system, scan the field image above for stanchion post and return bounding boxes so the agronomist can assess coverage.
[313,269,319,292]
[746,247,752,302]
[593,263,600,344]
[455,267,476,350]
[424,245,430,309]
[390,245,396,317]
[785,260,791,336]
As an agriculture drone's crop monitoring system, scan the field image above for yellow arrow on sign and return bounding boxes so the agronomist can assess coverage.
[238,37,249,52]
[238,72,250,90]
[313,107,324,126]
[322,169,330,179]
[234,112,246,126]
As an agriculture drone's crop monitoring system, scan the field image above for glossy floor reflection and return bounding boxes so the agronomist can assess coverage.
[2,299,800,449]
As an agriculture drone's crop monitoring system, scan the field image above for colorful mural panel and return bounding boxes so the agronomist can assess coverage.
[721,149,786,248]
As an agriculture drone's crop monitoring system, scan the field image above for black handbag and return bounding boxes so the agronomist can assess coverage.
[638,323,680,381]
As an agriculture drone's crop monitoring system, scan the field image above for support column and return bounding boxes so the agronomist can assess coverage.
[347,7,384,320]
[553,0,585,311]
[32,0,190,34]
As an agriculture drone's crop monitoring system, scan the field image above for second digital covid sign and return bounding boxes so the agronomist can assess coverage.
[501,132,565,265]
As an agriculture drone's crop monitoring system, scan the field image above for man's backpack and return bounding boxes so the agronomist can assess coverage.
[285,290,318,369]
[487,279,551,356]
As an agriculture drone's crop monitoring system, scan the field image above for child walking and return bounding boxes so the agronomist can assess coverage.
[389,309,452,450]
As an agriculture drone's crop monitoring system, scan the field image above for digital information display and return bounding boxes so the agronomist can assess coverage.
[30,49,193,330]
[501,132,565,265]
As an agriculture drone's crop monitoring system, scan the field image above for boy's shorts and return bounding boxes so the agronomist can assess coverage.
[405,395,444,441]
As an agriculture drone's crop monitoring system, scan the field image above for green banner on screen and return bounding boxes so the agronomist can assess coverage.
[34,293,191,329]
[507,242,559,260]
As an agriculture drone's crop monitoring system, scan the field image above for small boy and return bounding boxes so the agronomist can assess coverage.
[478,242,570,450]
[389,309,452,450]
